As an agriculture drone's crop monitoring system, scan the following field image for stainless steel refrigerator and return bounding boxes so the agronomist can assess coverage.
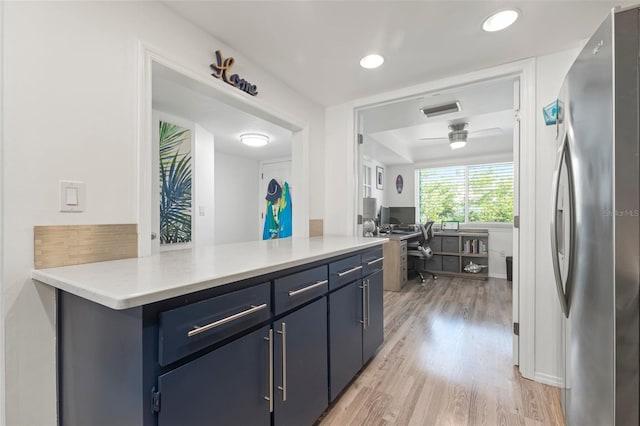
[551,6,639,425]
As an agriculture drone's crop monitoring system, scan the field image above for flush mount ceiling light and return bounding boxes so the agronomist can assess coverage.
[482,9,519,32]
[360,54,384,69]
[240,133,269,147]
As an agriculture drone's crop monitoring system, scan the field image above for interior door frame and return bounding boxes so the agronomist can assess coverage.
[349,58,537,380]
[137,42,310,257]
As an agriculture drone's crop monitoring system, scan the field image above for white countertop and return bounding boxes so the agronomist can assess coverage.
[32,236,386,310]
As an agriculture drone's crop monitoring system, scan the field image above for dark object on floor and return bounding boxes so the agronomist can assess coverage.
[506,256,513,281]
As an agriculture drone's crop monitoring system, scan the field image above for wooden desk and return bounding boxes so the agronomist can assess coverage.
[382,232,420,292]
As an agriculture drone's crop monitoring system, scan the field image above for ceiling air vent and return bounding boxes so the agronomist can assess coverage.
[420,101,462,118]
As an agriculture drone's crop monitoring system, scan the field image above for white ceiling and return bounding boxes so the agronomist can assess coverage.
[152,64,292,161]
[164,1,631,106]
[361,77,515,165]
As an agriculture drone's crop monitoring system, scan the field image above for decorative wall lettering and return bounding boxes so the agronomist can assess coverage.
[210,50,258,96]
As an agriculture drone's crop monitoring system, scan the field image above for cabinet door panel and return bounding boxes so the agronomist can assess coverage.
[274,298,328,426]
[329,281,364,401]
[157,326,270,426]
[363,270,384,364]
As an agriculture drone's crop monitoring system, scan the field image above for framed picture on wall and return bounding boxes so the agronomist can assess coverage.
[376,166,384,189]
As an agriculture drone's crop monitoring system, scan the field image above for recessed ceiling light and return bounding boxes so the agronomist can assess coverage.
[360,54,384,69]
[240,133,269,147]
[482,9,519,32]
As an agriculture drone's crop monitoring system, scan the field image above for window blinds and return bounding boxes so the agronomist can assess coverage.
[468,162,513,223]
[418,166,466,223]
[418,162,513,224]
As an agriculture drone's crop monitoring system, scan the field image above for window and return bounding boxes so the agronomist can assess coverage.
[363,164,372,197]
[418,162,513,224]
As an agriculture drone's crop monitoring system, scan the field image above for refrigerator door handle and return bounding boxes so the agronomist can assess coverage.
[550,131,576,318]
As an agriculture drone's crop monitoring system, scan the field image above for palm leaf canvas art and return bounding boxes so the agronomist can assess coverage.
[159,121,192,244]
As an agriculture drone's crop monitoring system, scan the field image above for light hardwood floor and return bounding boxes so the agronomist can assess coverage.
[319,277,565,426]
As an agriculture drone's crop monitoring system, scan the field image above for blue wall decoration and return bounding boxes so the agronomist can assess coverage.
[263,179,292,240]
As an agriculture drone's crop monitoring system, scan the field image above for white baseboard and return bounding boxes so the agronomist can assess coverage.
[534,372,564,387]
[489,273,507,279]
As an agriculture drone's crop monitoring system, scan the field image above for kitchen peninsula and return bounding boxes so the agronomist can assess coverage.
[32,236,386,426]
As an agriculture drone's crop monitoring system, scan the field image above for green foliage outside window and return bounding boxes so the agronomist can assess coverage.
[419,163,513,224]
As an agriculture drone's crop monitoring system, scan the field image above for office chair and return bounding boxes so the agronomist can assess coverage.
[407,222,438,284]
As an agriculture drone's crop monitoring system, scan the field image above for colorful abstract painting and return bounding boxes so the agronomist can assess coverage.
[159,121,192,244]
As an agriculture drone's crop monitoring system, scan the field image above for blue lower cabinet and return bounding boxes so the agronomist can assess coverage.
[273,297,328,426]
[58,248,384,426]
[329,268,384,402]
[157,326,271,426]
[328,280,364,401]
[362,269,384,364]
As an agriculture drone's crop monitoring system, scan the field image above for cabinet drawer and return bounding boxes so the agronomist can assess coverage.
[159,283,271,366]
[442,255,459,272]
[274,265,328,315]
[400,241,407,255]
[425,254,442,271]
[429,236,442,252]
[362,247,384,276]
[441,236,459,253]
[329,254,363,290]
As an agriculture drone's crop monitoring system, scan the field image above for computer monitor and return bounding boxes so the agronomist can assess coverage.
[379,206,390,225]
[389,207,416,225]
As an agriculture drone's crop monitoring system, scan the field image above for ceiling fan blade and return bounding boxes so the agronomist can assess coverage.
[419,136,448,141]
[468,127,503,138]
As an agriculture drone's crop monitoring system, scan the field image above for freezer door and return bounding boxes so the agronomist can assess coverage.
[561,11,617,426]
[612,8,640,425]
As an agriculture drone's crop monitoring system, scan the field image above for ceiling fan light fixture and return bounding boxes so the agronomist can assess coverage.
[482,9,519,32]
[449,140,467,150]
[420,101,462,118]
[448,123,468,150]
[240,133,269,147]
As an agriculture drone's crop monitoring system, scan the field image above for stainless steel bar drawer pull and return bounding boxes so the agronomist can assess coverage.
[367,257,384,265]
[288,280,328,297]
[277,323,287,401]
[337,265,363,277]
[187,303,268,337]
[264,329,274,413]
[359,284,366,326]
[366,279,371,327]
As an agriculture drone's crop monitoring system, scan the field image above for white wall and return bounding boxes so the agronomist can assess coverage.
[384,164,415,208]
[194,124,215,247]
[2,2,325,424]
[483,227,512,279]
[325,104,356,236]
[214,152,259,244]
[534,46,582,386]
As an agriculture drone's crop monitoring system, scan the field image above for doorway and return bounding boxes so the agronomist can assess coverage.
[350,58,536,378]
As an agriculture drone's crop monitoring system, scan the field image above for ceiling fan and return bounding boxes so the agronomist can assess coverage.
[419,122,502,150]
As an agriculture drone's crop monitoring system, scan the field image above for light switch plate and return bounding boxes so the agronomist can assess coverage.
[60,181,85,212]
